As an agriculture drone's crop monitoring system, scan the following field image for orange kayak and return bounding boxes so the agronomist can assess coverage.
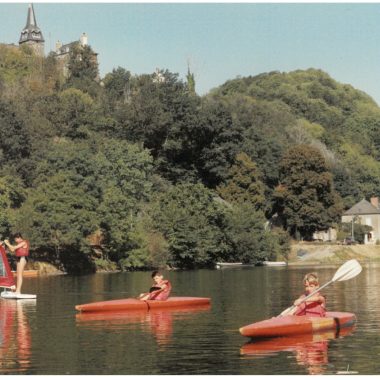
[76,303,211,322]
[12,270,39,278]
[239,312,356,338]
[75,296,211,313]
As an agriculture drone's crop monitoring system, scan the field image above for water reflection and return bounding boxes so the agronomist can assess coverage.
[76,304,211,347]
[2,265,379,375]
[240,326,355,375]
[0,299,35,373]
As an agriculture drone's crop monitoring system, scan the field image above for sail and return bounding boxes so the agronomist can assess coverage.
[0,245,15,288]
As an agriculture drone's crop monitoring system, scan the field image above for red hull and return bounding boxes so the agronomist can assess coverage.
[76,303,211,322]
[75,296,211,313]
[239,312,356,338]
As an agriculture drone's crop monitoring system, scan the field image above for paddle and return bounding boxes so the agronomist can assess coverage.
[279,259,362,316]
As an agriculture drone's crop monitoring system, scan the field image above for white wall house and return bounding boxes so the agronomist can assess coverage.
[341,197,380,244]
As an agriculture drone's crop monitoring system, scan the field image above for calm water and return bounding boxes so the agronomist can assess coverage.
[1,263,380,375]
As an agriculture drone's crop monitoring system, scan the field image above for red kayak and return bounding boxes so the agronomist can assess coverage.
[75,296,211,313]
[76,303,211,322]
[239,312,356,338]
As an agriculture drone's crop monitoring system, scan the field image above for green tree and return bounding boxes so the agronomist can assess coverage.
[13,171,99,274]
[0,175,26,238]
[273,144,343,239]
[119,71,196,154]
[195,100,243,187]
[95,139,154,264]
[65,44,100,97]
[38,89,97,139]
[149,183,228,268]
[59,88,96,138]
[217,152,265,210]
[224,202,276,264]
[67,44,98,81]
[0,100,30,163]
[118,211,169,270]
[103,66,131,112]
[26,138,154,271]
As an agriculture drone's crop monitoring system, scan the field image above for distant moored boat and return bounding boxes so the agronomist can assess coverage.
[215,262,243,269]
[262,261,287,266]
[12,270,39,278]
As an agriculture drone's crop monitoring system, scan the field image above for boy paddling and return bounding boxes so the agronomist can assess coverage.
[138,270,172,301]
[283,273,326,317]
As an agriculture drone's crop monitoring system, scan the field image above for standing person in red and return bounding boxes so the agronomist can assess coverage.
[284,273,326,317]
[3,233,29,294]
[138,271,172,301]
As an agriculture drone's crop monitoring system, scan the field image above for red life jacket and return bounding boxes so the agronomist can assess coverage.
[15,240,29,257]
[149,280,172,301]
[294,292,326,317]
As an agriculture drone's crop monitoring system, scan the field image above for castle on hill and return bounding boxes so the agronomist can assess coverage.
[16,3,98,78]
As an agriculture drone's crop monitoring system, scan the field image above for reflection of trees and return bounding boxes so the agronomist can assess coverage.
[0,300,32,374]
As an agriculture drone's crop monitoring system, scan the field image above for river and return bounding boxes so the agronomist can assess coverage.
[1,263,379,375]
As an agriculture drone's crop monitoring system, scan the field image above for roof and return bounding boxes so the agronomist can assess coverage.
[54,41,79,56]
[19,4,45,44]
[343,199,380,215]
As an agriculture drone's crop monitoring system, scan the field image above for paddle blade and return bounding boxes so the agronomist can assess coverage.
[332,259,362,282]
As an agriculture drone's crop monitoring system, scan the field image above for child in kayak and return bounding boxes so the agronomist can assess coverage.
[286,273,326,317]
[138,271,172,301]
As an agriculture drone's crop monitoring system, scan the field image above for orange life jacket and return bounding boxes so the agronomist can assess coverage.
[294,292,326,317]
[149,280,172,301]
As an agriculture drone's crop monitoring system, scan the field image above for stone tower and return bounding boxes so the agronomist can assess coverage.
[19,3,45,57]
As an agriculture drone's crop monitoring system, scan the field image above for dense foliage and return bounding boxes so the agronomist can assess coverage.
[0,44,376,272]
[273,145,343,239]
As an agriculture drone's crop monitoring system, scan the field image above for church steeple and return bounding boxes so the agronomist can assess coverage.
[19,3,45,56]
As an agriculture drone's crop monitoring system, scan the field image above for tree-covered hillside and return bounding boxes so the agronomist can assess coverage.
[212,69,380,207]
[0,44,375,273]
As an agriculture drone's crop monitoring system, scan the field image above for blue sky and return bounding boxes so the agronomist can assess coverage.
[1,2,380,104]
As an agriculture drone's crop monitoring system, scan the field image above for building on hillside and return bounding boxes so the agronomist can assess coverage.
[53,33,99,79]
[152,68,165,83]
[312,227,337,242]
[19,3,44,57]
[15,4,99,79]
[341,197,380,244]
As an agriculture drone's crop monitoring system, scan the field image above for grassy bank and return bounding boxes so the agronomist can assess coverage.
[288,242,380,265]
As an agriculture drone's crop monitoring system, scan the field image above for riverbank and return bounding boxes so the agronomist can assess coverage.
[288,242,380,265]
[26,242,380,274]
